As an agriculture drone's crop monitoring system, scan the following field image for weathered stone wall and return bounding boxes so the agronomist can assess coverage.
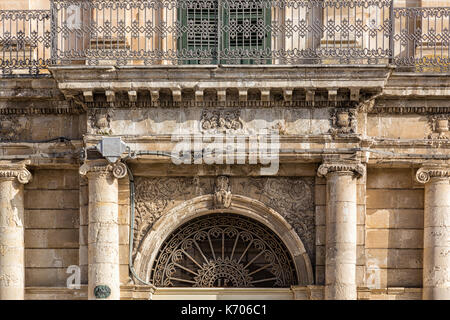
[24,169,80,287]
[365,168,424,288]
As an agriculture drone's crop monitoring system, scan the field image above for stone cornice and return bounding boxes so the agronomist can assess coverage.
[79,160,127,179]
[317,162,366,178]
[0,165,32,184]
[415,166,450,184]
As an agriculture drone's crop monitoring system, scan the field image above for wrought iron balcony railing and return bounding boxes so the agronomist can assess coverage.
[1,0,450,75]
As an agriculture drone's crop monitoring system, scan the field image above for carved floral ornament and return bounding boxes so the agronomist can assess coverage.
[428,114,449,140]
[200,109,244,134]
[79,161,127,179]
[317,162,366,178]
[415,166,450,184]
[329,108,357,135]
[0,166,32,184]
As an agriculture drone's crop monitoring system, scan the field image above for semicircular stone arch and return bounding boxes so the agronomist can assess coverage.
[133,194,314,287]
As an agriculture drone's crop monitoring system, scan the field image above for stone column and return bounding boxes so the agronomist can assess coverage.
[317,161,364,300]
[416,165,450,300]
[79,160,127,300]
[0,164,32,300]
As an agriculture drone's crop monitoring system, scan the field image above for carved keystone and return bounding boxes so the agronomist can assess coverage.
[213,176,232,208]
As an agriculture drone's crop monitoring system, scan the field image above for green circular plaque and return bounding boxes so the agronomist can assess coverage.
[94,285,111,299]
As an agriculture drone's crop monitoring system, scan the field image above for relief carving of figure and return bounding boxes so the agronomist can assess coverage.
[213,176,232,208]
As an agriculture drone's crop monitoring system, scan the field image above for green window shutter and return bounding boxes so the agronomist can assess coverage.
[221,0,271,64]
[177,0,218,64]
[178,0,271,65]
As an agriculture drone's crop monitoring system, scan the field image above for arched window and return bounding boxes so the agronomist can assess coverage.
[151,213,298,287]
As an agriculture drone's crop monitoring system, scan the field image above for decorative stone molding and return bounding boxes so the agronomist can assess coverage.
[0,166,32,184]
[329,108,357,135]
[88,108,113,135]
[428,114,449,140]
[415,166,450,184]
[317,162,365,178]
[79,160,127,179]
[213,176,232,209]
[133,176,315,261]
[200,109,244,134]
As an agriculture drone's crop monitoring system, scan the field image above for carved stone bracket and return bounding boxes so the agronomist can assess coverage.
[329,108,357,136]
[317,161,365,178]
[79,160,127,179]
[0,165,32,184]
[213,176,232,208]
[415,166,450,184]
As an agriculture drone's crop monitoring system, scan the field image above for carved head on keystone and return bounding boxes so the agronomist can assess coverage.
[213,176,232,208]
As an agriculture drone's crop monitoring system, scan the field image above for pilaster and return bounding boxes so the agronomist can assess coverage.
[0,164,32,300]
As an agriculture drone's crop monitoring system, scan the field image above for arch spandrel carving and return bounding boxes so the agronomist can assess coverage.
[133,176,315,262]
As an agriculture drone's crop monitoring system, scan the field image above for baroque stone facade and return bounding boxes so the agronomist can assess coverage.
[0,0,449,301]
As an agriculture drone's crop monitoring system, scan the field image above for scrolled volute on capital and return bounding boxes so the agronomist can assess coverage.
[317,162,365,178]
[0,166,32,184]
[79,161,127,179]
[415,166,450,184]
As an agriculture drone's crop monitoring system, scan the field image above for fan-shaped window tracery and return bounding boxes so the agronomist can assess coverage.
[151,213,298,287]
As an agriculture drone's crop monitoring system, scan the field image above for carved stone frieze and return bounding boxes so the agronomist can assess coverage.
[200,109,244,134]
[213,176,232,208]
[329,108,357,135]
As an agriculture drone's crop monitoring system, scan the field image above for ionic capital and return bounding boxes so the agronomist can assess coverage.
[317,161,365,178]
[79,160,127,179]
[415,166,450,184]
[0,165,32,184]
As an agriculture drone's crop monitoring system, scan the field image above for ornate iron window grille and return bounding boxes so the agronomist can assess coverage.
[151,213,298,287]
[1,1,450,74]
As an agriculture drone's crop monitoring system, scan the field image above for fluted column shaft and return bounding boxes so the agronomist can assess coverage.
[416,166,450,300]
[318,162,364,300]
[0,165,32,300]
[80,160,127,300]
